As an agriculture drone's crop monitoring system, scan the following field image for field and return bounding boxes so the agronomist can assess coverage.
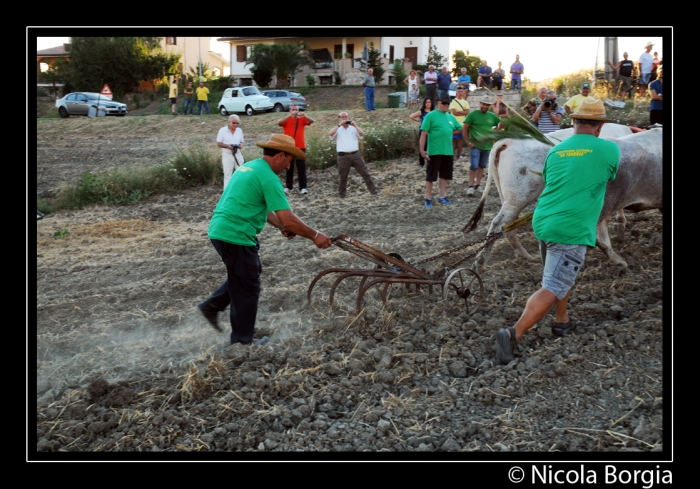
[35,108,665,456]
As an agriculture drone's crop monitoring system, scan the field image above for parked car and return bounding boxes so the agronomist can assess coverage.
[260,90,308,112]
[448,81,476,100]
[56,92,128,118]
[217,86,273,116]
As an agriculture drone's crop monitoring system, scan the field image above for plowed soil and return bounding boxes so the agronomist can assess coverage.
[35,108,665,456]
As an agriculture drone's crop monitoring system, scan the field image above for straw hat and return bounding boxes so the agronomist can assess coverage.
[645,41,655,48]
[570,98,612,122]
[256,134,305,160]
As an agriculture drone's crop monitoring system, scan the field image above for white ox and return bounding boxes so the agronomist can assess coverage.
[464,124,662,273]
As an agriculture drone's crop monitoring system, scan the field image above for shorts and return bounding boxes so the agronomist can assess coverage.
[618,75,632,91]
[170,98,177,104]
[425,154,453,182]
[469,148,490,170]
[639,73,651,85]
[453,133,464,139]
[538,241,587,300]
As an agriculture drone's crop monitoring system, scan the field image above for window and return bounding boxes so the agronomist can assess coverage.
[237,45,247,62]
[166,37,177,46]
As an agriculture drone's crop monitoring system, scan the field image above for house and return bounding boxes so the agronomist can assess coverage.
[161,37,230,78]
[36,43,70,94]
[217,36,449,87]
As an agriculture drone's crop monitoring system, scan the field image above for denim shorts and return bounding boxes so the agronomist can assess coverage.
[538,241,587,300]
[639,73,651,85]
[469,148,490,170]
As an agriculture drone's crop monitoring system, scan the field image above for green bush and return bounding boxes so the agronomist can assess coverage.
[37,197,56,215]
[209,76,237,91]
[37,88,48,97]
[53,145,221,210]
[305,133,338,170]
[305,73,316,87]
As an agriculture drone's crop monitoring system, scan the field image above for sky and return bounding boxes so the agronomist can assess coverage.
[35,35,665,83]
[449,37,664,82]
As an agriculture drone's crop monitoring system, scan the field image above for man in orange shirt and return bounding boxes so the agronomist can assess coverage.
[278,105,315,194]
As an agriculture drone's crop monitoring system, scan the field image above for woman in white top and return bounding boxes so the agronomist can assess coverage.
[404,70,419,105]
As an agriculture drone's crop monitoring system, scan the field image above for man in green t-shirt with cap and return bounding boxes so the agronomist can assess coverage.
[197,134,333,346]
[495,99,620,365]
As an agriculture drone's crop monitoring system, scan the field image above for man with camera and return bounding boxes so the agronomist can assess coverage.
[532,90,564,134]
[217,114,245,190]
[330,112,379,198]
[278,105,314,195]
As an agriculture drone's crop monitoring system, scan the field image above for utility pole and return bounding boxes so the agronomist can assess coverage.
[198,37,203,79]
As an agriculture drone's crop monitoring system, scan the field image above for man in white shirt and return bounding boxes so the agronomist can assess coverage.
[638,41,655,98]
[216,114,245,189]
[329,112,379,198]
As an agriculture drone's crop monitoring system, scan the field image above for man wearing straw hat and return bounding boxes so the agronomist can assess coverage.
[197,134,333,346]
[638,41,655,98]
[495,98,620,365]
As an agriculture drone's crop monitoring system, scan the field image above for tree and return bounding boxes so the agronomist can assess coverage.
[356,42,385,84]
[64,37,179,95]
[451,49,481,82]
[414,45,448,75]
[391,59,408,92]
[43,58,70,97]
[245,42,313,88]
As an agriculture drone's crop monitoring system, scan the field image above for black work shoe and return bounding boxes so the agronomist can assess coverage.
[197,302,222,332]
[496,327,517,364]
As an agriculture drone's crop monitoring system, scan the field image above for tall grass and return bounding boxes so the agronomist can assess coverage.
[305,122,418,170]
[49,145,221,211]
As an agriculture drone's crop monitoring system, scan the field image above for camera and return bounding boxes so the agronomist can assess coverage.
[544,99,557,109]
[232,144,239,153]
[344,120,352,125]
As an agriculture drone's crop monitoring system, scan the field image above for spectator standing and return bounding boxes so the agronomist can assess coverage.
[169,77,178,115]
[278,105,314,195]
[638,41,654,98]
[330,112,379,198]
[532,90,564,134]
[449,87,470,159]
[424,65,438,108]
[197,134,333,346]
[410,98,433,168]
[564,82,595,115]
[457,67,471,88]
[649,67,663,125]
[196,81,210,115]
[419,95,463,208]
[492,62,505,90]
[464,97,500,196]
[477,60,493,89]
[510,55,524,92]
[608,52,635,102]
[495,99,619,365]
[216,114,245,190]
[437,65,452,100]
[362,68,376,111]
[183,81,195,115]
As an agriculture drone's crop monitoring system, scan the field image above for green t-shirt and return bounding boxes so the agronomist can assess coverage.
[208,158,291,246]
[420,110,463,156]
[464,109,501,150]
[532,134,620,247]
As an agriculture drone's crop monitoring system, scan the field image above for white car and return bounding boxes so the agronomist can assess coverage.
[217,86,273,116]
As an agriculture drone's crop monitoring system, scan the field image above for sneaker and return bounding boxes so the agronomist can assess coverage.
[299,188,308,195]
[496,327,517,364]
[284,188,292,194]
[197,302,222,332]
[424,198,433,209]
[467,186,475,197]
[437,196,452,205]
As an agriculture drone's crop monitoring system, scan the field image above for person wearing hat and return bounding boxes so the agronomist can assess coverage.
[463,96,500,197]
[330,112,379,198]
[638,41,655,98]
[197,134,333,346]
[419,94,463,208]
[564,82,595,115]
[495,98,620,365]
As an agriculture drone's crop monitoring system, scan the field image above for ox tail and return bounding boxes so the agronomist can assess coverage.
[462,141,506,234]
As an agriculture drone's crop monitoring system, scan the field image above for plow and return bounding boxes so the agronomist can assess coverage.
[307,233,503,315]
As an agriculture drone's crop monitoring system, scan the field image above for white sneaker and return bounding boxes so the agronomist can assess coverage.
[467,186,475,197]
[300,188,308,195]
[284,188,292,194]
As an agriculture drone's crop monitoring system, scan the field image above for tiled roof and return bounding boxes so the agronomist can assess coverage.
[37,45,68,56]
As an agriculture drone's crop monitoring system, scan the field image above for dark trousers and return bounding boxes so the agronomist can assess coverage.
[338,151,377,197]
[206,239,261,345]
[425,84,436,108]
[285,149,307,190]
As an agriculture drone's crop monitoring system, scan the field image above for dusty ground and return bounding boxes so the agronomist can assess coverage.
[35,109,665,456]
